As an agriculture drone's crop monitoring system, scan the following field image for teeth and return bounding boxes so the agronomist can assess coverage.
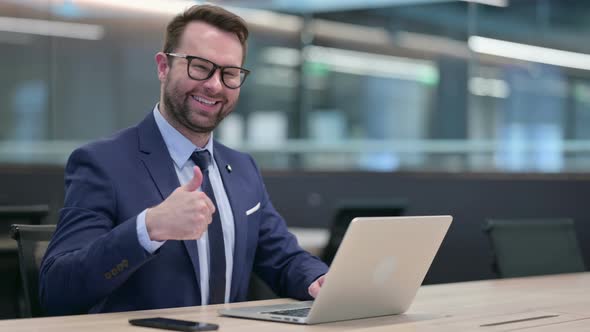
[192,95,216,105]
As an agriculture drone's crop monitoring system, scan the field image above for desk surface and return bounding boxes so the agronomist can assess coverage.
[1,272,588,331]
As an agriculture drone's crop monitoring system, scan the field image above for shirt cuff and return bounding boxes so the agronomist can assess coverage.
[136,209,165,254]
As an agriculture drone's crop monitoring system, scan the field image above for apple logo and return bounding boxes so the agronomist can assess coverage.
[373,256,396,286]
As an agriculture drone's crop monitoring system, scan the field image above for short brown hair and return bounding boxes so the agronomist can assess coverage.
[163,4,249,63]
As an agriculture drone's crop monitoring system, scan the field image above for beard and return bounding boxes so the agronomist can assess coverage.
[162,82,233,134]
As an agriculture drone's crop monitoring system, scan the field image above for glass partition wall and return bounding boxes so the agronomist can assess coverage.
[1,0,589,172]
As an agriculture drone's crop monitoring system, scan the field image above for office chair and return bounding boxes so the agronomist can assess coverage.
[321,200,406,266]
[9,224,56,318]
[484,218,586,278]
[0,205,49,240]
[0,205,50,318]
[247,273,278,301]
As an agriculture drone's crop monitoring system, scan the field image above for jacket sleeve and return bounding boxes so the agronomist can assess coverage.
[247,155,329,300]
[39,146,155,315]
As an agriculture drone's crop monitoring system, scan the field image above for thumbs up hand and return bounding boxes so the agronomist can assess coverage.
[146,166,216,241]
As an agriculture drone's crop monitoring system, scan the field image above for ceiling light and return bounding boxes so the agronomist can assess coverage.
[461,0,508,7]
[469,36,590,71]
[306,46,438,84]
[0,16,104,40]
[73,0,197,15]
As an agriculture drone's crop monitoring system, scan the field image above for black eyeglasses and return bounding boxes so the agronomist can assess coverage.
[166,52,250,89]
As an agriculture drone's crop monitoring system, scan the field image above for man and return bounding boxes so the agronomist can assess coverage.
[40,4,327,315]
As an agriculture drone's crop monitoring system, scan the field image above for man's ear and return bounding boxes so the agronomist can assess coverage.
[155,52,169,83]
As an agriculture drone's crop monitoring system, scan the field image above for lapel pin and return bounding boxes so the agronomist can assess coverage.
[226,164,232,173]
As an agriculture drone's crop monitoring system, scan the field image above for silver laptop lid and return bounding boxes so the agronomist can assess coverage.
[219,215,452,325]
[306,215,452,324]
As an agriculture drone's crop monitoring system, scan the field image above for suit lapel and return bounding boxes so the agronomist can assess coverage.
[213,143,248,301]
[137,112,201,287]
[137,112,179,200]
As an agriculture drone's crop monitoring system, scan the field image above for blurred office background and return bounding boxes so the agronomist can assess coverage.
[1,0,589,172]
[1,0,589,319]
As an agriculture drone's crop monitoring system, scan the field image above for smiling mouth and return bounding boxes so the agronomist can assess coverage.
[191,95,218,106]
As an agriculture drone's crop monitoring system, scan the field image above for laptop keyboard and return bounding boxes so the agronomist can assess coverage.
[262,307,311,317]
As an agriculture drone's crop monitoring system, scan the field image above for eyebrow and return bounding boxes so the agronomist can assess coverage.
[177,52,243,68]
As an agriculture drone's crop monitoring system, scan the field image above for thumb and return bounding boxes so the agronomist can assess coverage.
[183,166,203,192]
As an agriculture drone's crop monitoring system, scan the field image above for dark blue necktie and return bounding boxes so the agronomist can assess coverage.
[190,150,226,304]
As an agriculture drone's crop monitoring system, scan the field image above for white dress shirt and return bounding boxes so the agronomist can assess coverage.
[135,105,235,305]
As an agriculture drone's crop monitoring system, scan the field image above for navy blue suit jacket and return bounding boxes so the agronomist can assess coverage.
[40,113,328,315]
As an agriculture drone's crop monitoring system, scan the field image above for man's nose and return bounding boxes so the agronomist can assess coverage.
[203,69,223,92]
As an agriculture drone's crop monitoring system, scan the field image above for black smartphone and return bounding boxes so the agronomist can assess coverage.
[129,317,219,331]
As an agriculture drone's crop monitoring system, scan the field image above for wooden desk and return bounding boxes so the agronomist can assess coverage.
[1,272,588,331]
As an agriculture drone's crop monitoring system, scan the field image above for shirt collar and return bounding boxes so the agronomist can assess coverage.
[153,104,214,169]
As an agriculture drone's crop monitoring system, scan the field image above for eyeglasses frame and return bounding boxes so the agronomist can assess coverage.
[165,52,250,89]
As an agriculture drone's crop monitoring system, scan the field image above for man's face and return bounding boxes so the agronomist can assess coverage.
[160,21,244,134]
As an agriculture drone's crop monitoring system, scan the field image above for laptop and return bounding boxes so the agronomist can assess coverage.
[219,215,452,325]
